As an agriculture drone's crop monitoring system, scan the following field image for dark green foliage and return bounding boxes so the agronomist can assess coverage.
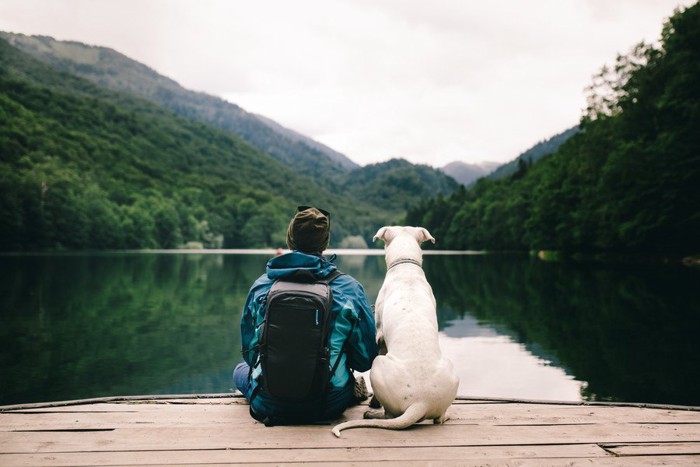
[0,32,358,191]
[424,254,700,405]
[3,252,698,405]
[485,126,580,182]
[0,34,461,251]
[0,254,262,404]
[343,159,459,215]
[0,38,393,250]
[408,4,700,256]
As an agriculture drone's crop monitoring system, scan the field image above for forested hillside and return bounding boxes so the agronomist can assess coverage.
[0,34,461,251]
[0,32,357,189]
[0,38,392,250]
[407,4,700,257]
[485,126,580,182]
[343,159,459,214]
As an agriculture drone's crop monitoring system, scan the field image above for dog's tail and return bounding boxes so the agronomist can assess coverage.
[331,402,427,438]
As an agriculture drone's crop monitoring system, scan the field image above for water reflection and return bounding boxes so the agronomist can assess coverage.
[0,253,262,405]
[439,317,584,401]
[1,252,698,406]
[424,254,700,405]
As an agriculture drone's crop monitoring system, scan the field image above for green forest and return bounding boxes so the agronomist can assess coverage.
[408,4,700,258]
[1,4,698,255]
[0,37,455,251]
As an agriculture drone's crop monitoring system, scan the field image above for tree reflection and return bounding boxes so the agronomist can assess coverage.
[2,253,698,406]
[424,254,700,406]
[0,253,263,405]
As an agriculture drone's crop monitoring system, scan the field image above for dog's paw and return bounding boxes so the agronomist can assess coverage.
[363,408,386,419]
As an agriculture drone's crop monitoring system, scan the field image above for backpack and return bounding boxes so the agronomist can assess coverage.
[256,269,351,405]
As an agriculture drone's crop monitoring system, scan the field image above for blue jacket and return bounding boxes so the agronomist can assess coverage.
[240,251,378,416]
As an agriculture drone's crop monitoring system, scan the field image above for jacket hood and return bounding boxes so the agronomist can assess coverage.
[265,251,337,280]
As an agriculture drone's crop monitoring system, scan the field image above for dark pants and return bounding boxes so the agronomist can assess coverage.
[233,362,354,422]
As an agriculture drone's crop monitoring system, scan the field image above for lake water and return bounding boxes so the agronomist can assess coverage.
[1,252,699,407]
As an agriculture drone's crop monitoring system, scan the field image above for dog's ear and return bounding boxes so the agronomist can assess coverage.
[373,226,392,243]
[417,227,436,244]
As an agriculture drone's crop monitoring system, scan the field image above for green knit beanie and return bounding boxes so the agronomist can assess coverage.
[286,207,330,253]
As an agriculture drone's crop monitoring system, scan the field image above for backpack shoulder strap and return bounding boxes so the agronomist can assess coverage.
[319,269,343,284]
[284,268,344,284]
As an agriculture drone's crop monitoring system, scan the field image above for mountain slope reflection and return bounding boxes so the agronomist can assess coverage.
[424,253,700,405]
[437,312,583,400]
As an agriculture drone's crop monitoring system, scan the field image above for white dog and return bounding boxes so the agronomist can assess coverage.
[332,226,459,437]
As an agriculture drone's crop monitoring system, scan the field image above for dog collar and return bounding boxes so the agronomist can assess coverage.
[387,258,423,270]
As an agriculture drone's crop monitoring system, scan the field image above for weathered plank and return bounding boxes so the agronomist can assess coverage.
[3,400,698,431]
[2,421,700,453]
[602,442,700,456]
[2,453,700,466]
[0,395,242,412]
[1,397,698,466]
[0,443,609,466]
[0,406,252,430]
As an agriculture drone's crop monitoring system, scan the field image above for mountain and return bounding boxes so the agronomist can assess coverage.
[406,3,700,256]
[252,113,356,170]
[0,34,462,251]
[0,31,460,221]
[439,128,579,187]
[0,32,357,189]
[440,161,501,186]
[485,126,580,181]
[343,159,459,214]
[0,37,391,250]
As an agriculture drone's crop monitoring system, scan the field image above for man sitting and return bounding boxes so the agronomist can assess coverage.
[233,206,377,423]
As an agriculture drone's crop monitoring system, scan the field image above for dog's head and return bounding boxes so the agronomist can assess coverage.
[372,226,436,247]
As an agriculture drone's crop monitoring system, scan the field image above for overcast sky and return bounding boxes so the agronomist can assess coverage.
[0,0,694,167]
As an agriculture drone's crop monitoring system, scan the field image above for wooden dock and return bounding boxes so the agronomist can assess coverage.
[1,394,699,465]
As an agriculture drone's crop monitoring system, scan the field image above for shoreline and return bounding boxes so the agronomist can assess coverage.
[1,248,698,265]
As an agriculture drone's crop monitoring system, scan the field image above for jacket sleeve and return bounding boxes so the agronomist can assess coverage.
[345,279,378,371]
[240,275,272,366]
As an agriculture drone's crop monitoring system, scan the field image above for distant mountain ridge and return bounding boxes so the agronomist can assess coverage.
[438,128,579,187]
[440,160,501,186]
[486,126,580,181]
[252,113,357,170]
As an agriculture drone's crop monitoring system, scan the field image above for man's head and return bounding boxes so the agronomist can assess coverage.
[286,206,330,253]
